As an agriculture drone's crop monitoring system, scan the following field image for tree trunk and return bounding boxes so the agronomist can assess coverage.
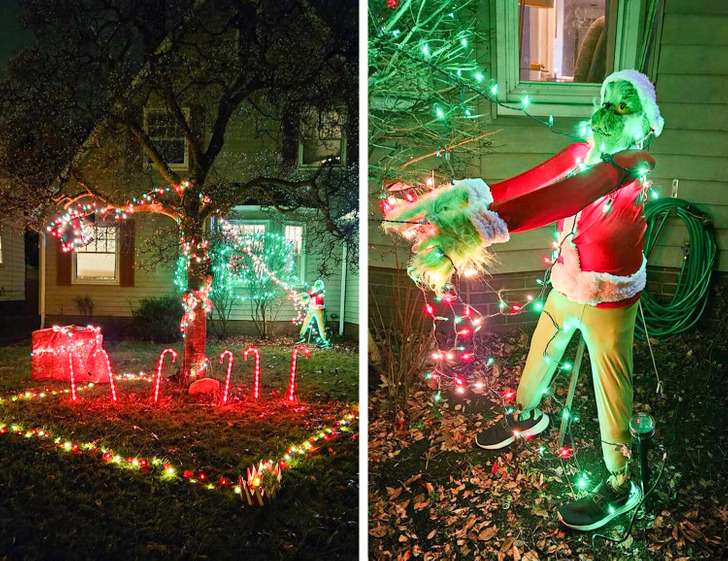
[179,214,211,387]
[181,295,208,385]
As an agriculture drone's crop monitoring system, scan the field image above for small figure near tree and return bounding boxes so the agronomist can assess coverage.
[296,279,330,348]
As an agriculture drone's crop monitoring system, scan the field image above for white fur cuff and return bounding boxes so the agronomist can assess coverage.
[454,178,510,247]
[550,240,647,305]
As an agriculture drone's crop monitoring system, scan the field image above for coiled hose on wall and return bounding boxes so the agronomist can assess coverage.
[637,198,717,341]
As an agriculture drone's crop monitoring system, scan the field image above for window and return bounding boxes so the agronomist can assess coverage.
[493,0,645,116]
[285,224,305,279]
[298,110,346,167]
[73,224,119,284]
[0,233,3,265]
[226,220,269,252]
[519,0,607,83]
[144,108,189,170]
[228,222,267,237]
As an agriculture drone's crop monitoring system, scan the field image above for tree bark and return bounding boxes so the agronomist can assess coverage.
[180,214,211,387]
[181,291,208,385]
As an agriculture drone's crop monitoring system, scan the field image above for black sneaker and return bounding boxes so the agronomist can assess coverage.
[558,479,642,532]
[475,409,550,450]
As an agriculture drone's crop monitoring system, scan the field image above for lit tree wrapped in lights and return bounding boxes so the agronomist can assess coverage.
[0,0,357,389]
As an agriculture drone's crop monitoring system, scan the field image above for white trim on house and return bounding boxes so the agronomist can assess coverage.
[71,223,121,285]
[143,107,191,171]
[284,222,306,282]
[297,109,347,168]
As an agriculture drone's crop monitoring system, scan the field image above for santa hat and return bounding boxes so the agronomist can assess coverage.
[601,69,664,137]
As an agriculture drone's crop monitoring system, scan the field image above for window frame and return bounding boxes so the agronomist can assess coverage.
[72,223,121,286]
[297,110,347,169]
[284,222,306,281]
[492,0,646,117]
[143,107,191,171]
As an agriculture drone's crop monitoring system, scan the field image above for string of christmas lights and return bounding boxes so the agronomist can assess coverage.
[0,409,358,500]
[396,176,657,472]
[174,225,309,327]
[48,182,191,252]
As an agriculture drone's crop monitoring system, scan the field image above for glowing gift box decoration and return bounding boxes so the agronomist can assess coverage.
[239,461,283,506]
[31,325,110,383]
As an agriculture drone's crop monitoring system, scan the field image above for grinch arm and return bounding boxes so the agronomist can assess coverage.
[488,142,591,202]
[382,143,589,235]
[491,150,655,233]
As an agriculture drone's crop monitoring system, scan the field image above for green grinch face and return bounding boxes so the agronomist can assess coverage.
[589,80,651,155]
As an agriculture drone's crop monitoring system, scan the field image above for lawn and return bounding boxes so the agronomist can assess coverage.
[0,336,359,561]
[369,328,728,560]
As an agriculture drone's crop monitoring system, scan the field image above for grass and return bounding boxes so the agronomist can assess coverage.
[0,336,359,560]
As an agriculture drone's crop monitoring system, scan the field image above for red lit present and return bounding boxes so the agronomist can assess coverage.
[31,325,110,383]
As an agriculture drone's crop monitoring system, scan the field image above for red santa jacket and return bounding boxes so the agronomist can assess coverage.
[308,289,325,309]
[457,143,651,308]
[550,178,646,308]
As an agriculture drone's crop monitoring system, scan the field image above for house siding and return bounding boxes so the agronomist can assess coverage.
[43,94,358,333]
[0,223,25,303]
[369,0,727,329]
[44,212,357,331]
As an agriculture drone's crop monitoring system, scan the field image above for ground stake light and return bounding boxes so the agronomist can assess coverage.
[629,412,656,499]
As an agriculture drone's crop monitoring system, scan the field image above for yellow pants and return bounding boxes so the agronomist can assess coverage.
[517,289,638,474]
[299,309,327,342]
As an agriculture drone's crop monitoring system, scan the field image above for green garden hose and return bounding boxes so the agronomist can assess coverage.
[637,198,717,341]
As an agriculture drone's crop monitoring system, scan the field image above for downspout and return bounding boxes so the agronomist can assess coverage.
[39,230,46,328]
[339,242,347,336]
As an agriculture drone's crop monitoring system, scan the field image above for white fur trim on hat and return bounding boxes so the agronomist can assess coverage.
[601,69,664,137]
[454,178,510,247]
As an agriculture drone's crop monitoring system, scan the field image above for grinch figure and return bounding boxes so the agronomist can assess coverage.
[384,70,664,531]
[296,279,330,348]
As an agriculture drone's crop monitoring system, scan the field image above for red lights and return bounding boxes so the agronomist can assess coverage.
[288,346,310,402]
[154,348,178,404]
[219,350,234,405]
[243,346,261,400]
[559,446,573,458]
[94,348,117,403]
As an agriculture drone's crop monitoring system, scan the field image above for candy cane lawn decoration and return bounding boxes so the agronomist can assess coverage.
[93,348,117,403]
[154,348,178,404]
[287,346,310,402]
[243,346,261,400]
[219,350,234,405]
[68,353,77,401]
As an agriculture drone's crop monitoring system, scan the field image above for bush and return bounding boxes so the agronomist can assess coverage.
[130,295,183,343]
